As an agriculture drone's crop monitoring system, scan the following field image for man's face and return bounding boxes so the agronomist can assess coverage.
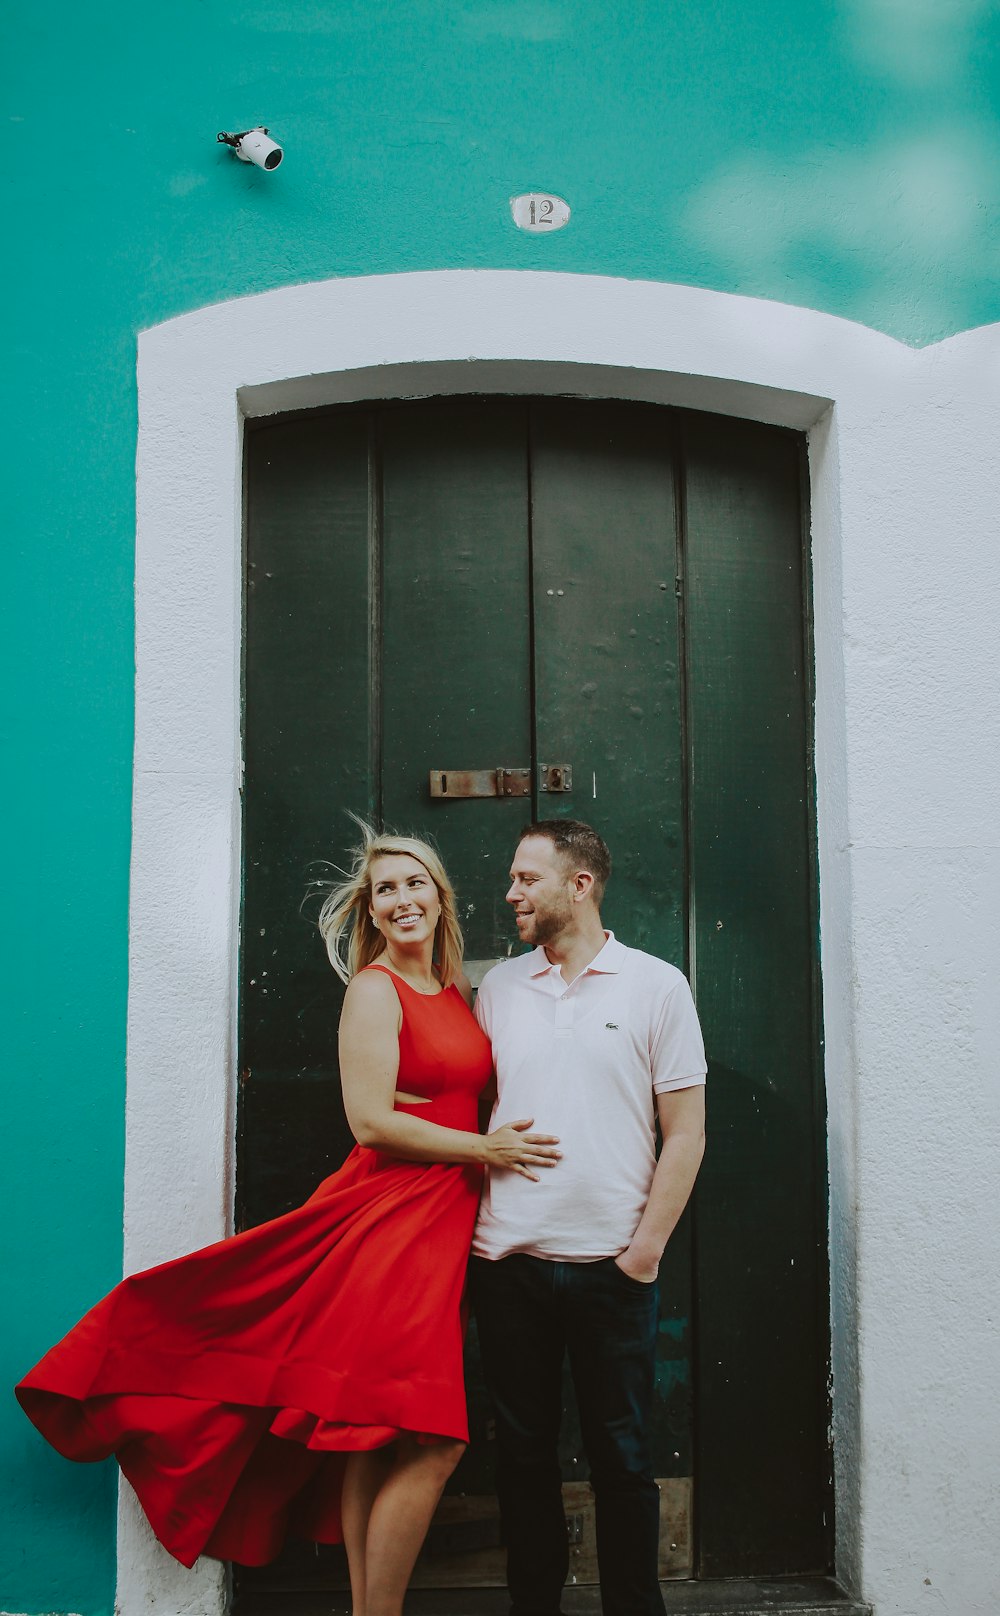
[506,836,576,948]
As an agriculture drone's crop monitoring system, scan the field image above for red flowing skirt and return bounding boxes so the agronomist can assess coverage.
[16,1145,483,1567]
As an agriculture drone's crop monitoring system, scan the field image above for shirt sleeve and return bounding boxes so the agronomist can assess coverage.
[649,971,708,1093]
[474,969,494,1039]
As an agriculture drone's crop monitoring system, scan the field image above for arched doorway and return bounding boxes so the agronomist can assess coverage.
[236,394,830,1598]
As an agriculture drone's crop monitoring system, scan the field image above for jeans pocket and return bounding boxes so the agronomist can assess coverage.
[610,1257,658,1291]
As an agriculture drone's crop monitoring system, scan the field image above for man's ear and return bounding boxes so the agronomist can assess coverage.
[572,869,595,903]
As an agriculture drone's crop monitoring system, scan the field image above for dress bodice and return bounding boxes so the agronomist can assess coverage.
[363,963,494,1131]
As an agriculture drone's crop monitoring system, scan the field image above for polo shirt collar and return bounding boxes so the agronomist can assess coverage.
[527,931,626,977]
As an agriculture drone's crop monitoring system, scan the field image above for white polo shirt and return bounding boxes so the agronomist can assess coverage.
[471,933,707,1263]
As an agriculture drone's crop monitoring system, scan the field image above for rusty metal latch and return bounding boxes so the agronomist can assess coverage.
[565,1511,586,1546]
[539,763,573,793]
[429,764,573,799]
[429,768,531,798]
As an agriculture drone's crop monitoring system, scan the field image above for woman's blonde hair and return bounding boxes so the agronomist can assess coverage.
[318,818,465,988]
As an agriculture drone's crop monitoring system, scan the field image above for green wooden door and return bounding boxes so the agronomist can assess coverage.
[237,397,831,1598]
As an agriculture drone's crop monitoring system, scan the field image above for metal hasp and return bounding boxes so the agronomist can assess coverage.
[429,767,531,798]
[539,763,573,793]
[428,764,573,798]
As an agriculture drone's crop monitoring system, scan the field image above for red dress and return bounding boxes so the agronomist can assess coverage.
[16,966,493,1568]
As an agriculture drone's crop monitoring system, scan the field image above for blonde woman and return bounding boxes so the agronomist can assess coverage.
[17,824,559,1616]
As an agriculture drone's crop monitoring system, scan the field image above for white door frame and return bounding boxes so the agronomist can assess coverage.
[127,269,1000,1616]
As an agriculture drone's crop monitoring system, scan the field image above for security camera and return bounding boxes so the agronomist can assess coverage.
[217,127,283,171]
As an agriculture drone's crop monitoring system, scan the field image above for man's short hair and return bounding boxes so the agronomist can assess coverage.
[518,819,612,905]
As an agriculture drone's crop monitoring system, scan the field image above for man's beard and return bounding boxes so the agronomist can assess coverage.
[521,901,573,946]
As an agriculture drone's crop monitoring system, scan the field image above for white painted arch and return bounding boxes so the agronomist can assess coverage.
[129,271,1000,1616]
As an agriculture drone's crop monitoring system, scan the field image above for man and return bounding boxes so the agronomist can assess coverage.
[470,820,707,1616]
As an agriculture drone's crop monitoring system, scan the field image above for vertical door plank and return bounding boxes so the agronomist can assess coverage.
[529,399,694,1509]
[241,411,374,1227]
[380,398,535,1507]
[381,399,533,961]
[529,401,685,955]
[683,415,831,1575]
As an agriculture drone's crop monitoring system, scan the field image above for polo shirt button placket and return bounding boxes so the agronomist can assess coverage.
[554,992,575,1033]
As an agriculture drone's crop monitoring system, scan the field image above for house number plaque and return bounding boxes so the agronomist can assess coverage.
[510,193,570,233]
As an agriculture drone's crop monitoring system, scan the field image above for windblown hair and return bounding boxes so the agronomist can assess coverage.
[318,818,465,988]
[518,819,612,905]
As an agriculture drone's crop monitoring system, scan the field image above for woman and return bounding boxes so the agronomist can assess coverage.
[17,824,559,1615]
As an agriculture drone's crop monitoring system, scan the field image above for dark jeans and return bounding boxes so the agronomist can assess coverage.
[470,1253,665,1616]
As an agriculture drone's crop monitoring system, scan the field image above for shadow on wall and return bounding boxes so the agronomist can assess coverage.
[677,0,1000,345]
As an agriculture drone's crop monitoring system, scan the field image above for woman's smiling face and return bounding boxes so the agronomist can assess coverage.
[369,853,441,946]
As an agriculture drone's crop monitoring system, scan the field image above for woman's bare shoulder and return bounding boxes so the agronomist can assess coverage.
[341,965,401,1017]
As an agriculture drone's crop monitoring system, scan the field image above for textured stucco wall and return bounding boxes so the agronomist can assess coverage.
[829,326,1000,1616]
[6,3,1000,1613]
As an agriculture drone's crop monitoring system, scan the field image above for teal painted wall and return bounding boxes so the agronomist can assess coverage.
[5,2,999,1611]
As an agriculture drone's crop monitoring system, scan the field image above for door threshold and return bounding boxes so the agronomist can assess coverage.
[233,1575,870,1616]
